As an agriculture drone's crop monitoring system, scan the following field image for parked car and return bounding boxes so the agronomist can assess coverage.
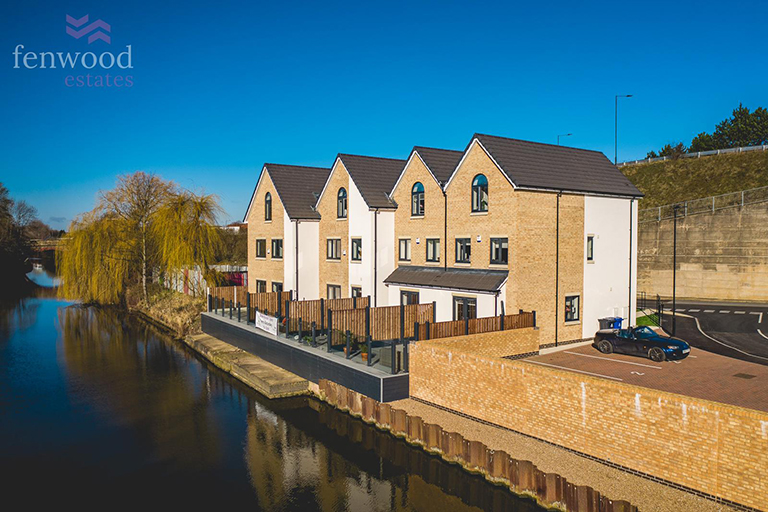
[593,326,691,362]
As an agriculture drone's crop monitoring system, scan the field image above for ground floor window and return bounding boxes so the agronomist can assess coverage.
[351,286,362,298]
[565,295,580,322]
[255,280,267,293]
[400,290,419,305]
[453,297,477,320]
[327,284,341,299]
[426,238,440,262]
[351,238,362,262]
[272,282,282,293]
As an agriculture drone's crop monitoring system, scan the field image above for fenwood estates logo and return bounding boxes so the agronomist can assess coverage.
[12,14,133,88]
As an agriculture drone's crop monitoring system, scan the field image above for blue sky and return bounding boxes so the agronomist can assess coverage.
[1,0,765,229]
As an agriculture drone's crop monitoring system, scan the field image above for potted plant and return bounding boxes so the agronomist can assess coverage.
[360,343,368,362]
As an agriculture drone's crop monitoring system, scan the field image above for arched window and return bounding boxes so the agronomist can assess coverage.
[337,188,347,218]
[265,192,272,221]
[411,182,425,216]
[471,174,488,212]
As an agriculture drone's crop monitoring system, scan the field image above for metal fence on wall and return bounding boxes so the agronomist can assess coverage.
[618,144,768,167]
[639,185,768,223]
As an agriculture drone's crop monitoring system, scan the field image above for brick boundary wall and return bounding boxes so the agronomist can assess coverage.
[409,342,768,511]
[316,379,638,512]
[425,327,540,359]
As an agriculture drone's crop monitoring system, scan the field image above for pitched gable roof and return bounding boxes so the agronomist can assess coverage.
[450,134,643,198]
[243,163,329,221]
[413,146,463,186]
[336,153,406,209]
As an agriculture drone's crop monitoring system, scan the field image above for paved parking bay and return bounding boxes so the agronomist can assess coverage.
[525,343,768,412]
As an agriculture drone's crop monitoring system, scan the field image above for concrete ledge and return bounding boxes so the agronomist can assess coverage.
[185,333,309,398]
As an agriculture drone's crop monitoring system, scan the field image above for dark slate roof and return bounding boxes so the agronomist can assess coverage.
[471,133,643,197]
[338,154,406,209]
[384,265,508,293]
[413,146,464,185]
[263,164,330,219]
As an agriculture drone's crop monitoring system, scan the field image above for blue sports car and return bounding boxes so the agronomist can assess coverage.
[593,326,691,362]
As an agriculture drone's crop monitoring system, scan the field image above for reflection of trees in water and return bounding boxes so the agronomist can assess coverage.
[243,397,542,512]
[57,305,225,469]
[0,299,41,340]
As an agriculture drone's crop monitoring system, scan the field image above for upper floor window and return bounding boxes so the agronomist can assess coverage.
[471,174,488,212]
[586,235,595,262]
[426,238,440,263]
[271,239,283,259]
[398,238,411,262]
[265,192,272,221]
[411,182,425,216]
[351,238,362,262]
[327,238,341,260]
[490,238,508,265]
[337,188,347,218]
[255,239,267,258]
[455,238,471,263]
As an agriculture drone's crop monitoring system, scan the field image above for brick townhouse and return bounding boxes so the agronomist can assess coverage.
[245,133,643,345]
[243,163,329,299]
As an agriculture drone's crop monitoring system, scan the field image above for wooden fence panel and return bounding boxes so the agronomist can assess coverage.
[418,311,535,340]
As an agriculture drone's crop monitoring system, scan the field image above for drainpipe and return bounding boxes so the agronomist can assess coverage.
[373,209,378,306]
[295,220,300,298]
[555,191,562,346]
[628,198,634,326]
[443,188,448,269]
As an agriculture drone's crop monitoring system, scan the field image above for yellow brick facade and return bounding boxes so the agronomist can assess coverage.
[247,169,285,293]
[409,340,768,511]
[317,160,350,298]
[445,141,585,345]
[392,154,446,267]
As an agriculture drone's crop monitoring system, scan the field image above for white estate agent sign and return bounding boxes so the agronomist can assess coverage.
[254,311,278,336]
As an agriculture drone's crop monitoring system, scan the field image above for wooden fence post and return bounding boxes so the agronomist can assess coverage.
[327,309,333,352]
[500,311,504,330]
[464,300,469,335]
[320,298,325,331]
[365,305,371,341]
[432,301,437,322]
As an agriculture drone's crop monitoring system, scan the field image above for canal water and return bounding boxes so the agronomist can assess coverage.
[0,291,544,511]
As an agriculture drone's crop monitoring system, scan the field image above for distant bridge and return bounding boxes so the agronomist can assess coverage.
[30,238,67,252]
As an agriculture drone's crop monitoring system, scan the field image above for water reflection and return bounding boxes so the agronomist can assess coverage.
[0,299,543,511]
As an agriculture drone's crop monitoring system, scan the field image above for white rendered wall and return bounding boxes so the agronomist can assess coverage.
[582,196,638,337]
[297,220,319,300]
[348,180,370,297]
[374,210,395,307]
[386,285,501,322]
[283,210,296,292]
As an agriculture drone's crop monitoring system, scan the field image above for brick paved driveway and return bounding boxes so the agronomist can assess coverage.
[525,343,768,412]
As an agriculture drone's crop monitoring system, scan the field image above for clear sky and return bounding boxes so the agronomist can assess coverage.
[1,0,764,229]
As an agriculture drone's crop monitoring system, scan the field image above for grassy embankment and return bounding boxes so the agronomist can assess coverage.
[621,150,768,207]
[126,284,205,338]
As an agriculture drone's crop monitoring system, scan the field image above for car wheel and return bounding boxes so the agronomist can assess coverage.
[648,347,665,362]
[597,340,613,354]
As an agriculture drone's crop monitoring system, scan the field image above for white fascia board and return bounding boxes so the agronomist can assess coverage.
[443,138,516,192]
[242,165,268,222]
[388,149,442,198]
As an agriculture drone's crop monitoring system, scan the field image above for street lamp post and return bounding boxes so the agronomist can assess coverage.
[615,94,633,164]
[672,204,681,336]
[557,133,572,145]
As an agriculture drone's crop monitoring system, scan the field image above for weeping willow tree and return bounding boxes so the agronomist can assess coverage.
[58,172,223,304]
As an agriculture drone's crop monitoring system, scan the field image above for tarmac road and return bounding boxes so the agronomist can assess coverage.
[660,300,768,366]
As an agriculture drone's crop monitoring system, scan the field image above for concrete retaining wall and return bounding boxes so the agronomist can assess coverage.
[638,201,768,301]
